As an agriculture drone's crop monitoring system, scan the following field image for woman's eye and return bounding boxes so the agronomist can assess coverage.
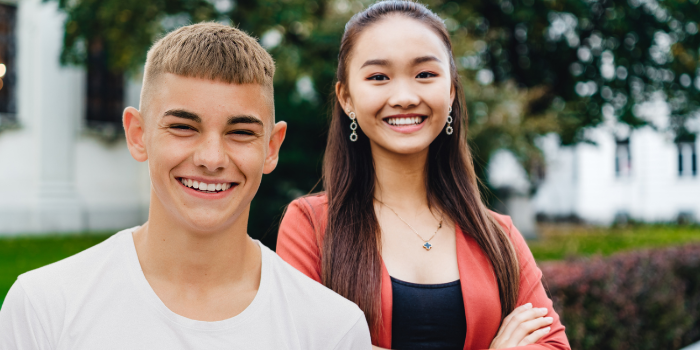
[416,72,437,79]
[368,74,389,81]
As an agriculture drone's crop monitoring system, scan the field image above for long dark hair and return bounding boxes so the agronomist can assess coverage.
[321,0,520,339]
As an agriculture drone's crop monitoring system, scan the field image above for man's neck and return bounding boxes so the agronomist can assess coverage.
[131,196,262,321]
[133,197,260,295]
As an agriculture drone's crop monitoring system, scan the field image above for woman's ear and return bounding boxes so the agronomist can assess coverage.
[335,81,354,114]
[450,84,456,107]
[123,107,148,162]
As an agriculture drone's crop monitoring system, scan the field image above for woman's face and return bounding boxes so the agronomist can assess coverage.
[338,15,455,156]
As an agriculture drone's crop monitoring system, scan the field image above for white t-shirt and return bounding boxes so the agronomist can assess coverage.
[0,227,371,350]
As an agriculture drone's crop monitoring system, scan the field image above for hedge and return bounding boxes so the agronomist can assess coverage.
[540,243,700,350]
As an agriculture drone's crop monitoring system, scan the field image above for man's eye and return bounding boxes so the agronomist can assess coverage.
[171,124,195,131]
[368,74,389,81]
[416,72,437,79]
[229,130,256,136]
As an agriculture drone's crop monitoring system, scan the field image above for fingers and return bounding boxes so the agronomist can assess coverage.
[509,316,554,343]
[496,303,533,338]
[499,307,550,341]
[519,326,552,346]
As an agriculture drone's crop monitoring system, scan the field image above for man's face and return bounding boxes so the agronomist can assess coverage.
[125,73,286,233]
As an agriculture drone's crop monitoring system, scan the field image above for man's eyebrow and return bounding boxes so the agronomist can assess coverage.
[163,109,201,123]
[360,59,390,69]
[413,56,441,65]
[227,115,264,127]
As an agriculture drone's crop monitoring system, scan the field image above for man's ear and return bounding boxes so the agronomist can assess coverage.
[123,107,148,162]
[335,82,354,114]
[263,121,288,174]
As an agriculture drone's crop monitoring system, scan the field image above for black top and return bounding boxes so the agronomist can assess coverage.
[391,276,467,350]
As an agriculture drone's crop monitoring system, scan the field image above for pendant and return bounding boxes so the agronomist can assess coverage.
[423,242,432,251]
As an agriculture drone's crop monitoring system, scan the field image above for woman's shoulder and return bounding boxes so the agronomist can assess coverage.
[281,192,329,240]
[288,193,328,221]
[488,210,514,232]
[487,210,529,250]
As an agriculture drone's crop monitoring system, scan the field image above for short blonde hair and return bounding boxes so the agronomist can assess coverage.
[140,22,275,116]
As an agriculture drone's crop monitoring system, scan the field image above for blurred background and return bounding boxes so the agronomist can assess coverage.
[0,0,699,348]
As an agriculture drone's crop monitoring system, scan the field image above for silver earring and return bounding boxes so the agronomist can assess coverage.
[446,106,453,135]
[348,112,358,142]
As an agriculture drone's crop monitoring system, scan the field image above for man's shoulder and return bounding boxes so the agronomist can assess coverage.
[263,245,368,348]
[17,228,135,302]
[266,245,361,314]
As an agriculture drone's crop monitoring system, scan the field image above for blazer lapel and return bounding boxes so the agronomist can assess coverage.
[456,226,502,350]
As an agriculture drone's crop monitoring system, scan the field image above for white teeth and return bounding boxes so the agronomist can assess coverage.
[181,178,231,192]
[387,117,422,126]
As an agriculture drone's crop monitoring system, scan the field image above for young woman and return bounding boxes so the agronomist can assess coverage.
[277,1,570,349]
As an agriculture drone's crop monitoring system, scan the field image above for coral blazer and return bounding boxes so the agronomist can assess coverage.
[277,194,570,350]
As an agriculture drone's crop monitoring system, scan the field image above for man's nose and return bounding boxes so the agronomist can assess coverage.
[193,132,227,172]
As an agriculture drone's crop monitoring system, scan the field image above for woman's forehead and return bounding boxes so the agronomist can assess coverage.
[350,16,449,68]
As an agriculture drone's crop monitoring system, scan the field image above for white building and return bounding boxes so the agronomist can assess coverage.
[490,97,700,226]
[533,124,699,225]
[0,0,150,235]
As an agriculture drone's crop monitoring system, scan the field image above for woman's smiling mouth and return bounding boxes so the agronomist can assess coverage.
[383,114,427,133]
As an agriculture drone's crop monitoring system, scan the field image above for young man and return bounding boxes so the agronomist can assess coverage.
[0,23,370,349]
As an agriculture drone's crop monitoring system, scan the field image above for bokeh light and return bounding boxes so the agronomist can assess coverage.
[0,63,5,78]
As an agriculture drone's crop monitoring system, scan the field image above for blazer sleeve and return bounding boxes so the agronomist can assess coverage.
[276,198,323,283]
[499,218,571,350]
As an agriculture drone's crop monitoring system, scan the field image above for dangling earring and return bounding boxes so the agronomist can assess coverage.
[348,112,358,142]
[446,106,454,135]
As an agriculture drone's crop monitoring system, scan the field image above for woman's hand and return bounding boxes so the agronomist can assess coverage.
[489,303,553,349]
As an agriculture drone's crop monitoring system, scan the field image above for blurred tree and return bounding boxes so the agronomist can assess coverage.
[50,0,700,246]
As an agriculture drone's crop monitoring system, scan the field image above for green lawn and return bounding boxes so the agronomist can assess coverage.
[528,224,700,261]
[1,224,699,306]
[0,233,112,305]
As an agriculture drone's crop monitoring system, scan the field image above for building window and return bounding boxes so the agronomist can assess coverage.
[678,141,697,177]
[86,40,124,131]
[615,138,631,177]
[0,3,17,124]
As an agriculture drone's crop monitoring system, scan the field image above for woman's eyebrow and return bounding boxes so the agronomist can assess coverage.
[360,56,441,69]
[361,59,389,68]
[413,55,441,65]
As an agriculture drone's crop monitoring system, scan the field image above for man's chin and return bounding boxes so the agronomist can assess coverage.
[177,210,244,235]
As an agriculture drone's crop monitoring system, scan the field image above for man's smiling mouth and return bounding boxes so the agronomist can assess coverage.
[178,177,234,193]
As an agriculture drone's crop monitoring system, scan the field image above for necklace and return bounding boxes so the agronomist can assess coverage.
[376,199,444,251]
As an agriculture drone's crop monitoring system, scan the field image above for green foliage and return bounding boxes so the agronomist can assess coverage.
[48,0,700,242]
[541,243,700,349]
[0,233,111,306]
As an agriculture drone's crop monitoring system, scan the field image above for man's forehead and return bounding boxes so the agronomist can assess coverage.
[149,73,275,127]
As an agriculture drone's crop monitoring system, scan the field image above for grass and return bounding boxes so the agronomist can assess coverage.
[1,224,699,305]
[0,232,112,305]
[529,223,700,261]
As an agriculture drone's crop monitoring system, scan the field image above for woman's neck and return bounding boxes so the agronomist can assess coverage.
[371,143,430,211]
